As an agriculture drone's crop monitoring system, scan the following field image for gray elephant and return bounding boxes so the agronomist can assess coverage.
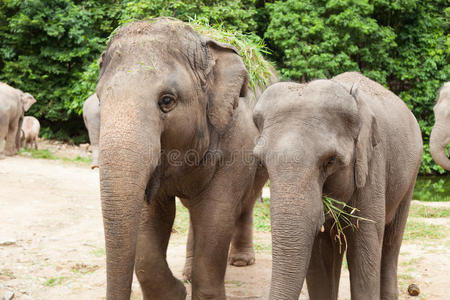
[430,82,450,170]
[253,72,423,300]
[96,18,269,299]
[20,116,40,149]
[0,82,36,158]
[82,93,100,169]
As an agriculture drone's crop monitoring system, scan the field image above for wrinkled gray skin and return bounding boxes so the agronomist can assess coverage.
[96,18,270,300]
[20,116,40,149]
[0,83,36,158]
[253,72,423,300]
[430,82,450,170]
[83,93,100,169]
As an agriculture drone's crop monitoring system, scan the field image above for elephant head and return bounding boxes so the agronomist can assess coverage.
[20,92,36,112]
[96,18,248,299]
[430,82,450,170]
[253,80,379,299]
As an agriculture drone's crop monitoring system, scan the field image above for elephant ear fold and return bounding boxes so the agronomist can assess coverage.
[204,38,249,134]
[21,93,36,112]
[352,85,381,189]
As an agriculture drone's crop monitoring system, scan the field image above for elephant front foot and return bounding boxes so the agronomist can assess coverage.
[140,277,187,300]
[229,247,255,267]
[5,148,18,156]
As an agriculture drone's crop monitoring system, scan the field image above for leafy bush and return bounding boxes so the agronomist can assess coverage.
[0,0,448,174]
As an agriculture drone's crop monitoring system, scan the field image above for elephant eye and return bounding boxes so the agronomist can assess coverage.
[158,94,176,113]
[323,155,337,172]
[327,156,336,166]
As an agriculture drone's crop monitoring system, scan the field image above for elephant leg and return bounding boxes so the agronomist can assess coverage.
[229,199,256,267]
[190,196,237,300]
[34,139,38,150]
[306,231,344,300]
[182,219,194,281]
[346,216,384,300]
[135,196,186,300]
[0,116,8,158]
[380,186,413,300]
[5,121,18,156]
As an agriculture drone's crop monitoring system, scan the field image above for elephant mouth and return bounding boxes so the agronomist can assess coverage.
[145,160,162,203]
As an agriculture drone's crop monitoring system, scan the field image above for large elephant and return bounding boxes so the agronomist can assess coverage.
[253,72,423,300]
[0,82,36,158]
[96,18,268,299]
[83,93,100,169]
[430,82,450,170]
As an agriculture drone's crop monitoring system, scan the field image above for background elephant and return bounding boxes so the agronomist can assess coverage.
[20,116,40,149]
[96,18,269,299]
[430,82,450,170]
[82,93,100,169]
[0,82,36,158]
[253,72,423,300]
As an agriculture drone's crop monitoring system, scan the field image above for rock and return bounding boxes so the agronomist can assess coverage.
[2,291,14,300]
[407,283,420,296]
[79,143,90,151]
[0,239,16,246]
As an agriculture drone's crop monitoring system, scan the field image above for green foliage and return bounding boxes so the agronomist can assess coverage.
[119,0,259,33]
[413,175,450,202]
[0,0,448,174]
[0,0,119,141]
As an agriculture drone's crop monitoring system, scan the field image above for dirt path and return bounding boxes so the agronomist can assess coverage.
[0,154,449,299]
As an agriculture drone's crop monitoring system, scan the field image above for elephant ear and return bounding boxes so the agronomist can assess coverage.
[351,83,381,188]
[21,93,36,112]
[204,38,249,133]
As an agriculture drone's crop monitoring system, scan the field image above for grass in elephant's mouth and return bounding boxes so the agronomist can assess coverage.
[322,196,374,253]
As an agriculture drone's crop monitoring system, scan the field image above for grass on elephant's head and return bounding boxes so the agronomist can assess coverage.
[189,18,277,95]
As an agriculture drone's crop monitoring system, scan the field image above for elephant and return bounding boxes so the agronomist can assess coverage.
[96,18,270,299]
[0,82,36,158]
[430,82,450,170]
[20,116,40,149]
[82,93,100,169]
[253,72,423,300]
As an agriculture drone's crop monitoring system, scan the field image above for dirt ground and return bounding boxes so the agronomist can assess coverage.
[0,142,449,299]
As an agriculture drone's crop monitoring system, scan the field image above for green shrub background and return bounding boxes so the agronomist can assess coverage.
[0,0,448,174]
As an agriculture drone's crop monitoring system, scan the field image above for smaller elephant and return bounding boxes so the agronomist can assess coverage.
[82,93,100,169]
[430,82,450,170]
[20,116,40,149]
[0,82,36,158]
[253,72,423,300]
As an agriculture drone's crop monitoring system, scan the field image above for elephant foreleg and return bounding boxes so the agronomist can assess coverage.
[0,116,8,158]
[5,122,18,156]
[346,212,384,300]
[229,202,256,266]
[306,230,344,300]
[135,196,186,300]
[380,185,413,300]
[190,196,237,300]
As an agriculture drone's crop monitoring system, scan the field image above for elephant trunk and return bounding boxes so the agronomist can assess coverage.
[430,124,450,170]
[99,100,161,299]
[269,170,323,300]
[91,146,99,169]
